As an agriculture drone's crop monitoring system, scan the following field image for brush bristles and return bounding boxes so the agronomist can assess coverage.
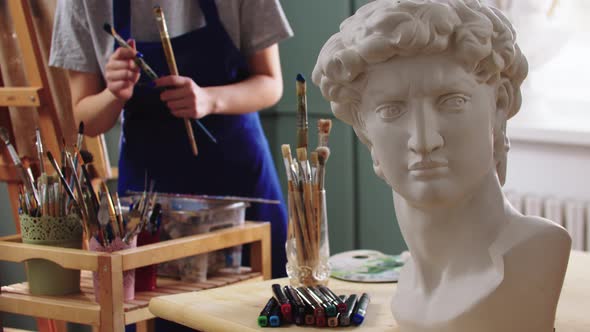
[281,144,293,161]
[296,147,308,161]
[80,149,94,164]
[318,119,332,135]
[103,23,112,34]
[316,147,330,166]
[296,80,306,96]
[0,126,10,144]
[78,121,85,135]
[21,156,31,168]
[310,151,319,167]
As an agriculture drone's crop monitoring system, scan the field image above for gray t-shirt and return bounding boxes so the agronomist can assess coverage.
[49,0,293,75]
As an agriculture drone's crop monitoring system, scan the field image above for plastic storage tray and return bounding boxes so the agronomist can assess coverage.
[153,194,248,282]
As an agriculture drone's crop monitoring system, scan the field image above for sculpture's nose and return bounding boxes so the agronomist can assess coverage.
[407,101,444,155]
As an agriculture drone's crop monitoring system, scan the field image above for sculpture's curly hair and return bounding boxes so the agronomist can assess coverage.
[312,0,528,147]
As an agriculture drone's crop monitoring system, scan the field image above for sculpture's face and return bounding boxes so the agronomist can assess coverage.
[360,53,497,207]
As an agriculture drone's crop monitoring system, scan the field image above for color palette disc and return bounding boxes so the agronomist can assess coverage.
[329,249,408,283]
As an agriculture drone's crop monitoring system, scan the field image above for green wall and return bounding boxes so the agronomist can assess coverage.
[267,0,406,255]
[0,0,406,329]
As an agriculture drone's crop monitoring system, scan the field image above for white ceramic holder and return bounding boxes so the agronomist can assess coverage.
[312,1,571,331]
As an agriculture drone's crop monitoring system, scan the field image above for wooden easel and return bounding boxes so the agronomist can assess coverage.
[0,0,64,225]
[0,1,72,331]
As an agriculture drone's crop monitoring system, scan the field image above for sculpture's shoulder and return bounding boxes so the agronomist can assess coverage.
[513,214,571,250]
[503,214,571,276]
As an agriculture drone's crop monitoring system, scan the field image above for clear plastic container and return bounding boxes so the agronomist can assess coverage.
[154,194,248,282]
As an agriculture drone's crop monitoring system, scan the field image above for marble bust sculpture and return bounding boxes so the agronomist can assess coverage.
[312,1,571,331]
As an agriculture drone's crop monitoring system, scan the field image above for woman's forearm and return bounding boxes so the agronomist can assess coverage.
[69,70,126,137]
[74,88,126,136]
[207,73,283,115]
[208,44,284,115]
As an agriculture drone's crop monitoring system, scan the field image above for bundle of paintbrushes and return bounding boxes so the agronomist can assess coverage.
[0,123,161,248]
[282,74,333,286]
[85,175,160,248]
[0,125,92,221]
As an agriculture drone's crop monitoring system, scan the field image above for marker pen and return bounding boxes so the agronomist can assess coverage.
[284,285,306,325]
[272,283,293,323]
[328,313,340,327]
[293,287,316,325]
[339,294,358,326]
[310,286,337,317]
[296,287,325,326]
[269,299,282,327]
[303,287,328,327]
[319,285,347,314]
[352,292,370,325]
[258,297,278,327]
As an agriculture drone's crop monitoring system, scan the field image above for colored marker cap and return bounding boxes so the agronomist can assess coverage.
[257,316,268,327]
[353,313,365,325]
[269,315,281,327]
[280,303,292,321]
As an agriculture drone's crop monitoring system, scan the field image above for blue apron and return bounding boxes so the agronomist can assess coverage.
[113,0,287,281]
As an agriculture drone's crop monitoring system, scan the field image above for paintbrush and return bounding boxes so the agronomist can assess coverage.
[153,6,199,156]
[316,147,330,191]
[316,147,330,251]
[46,151,79,214]
[100,182,120,238]
[102,23,158,81]
[281,144,295,192]
[310,151,318,188]
[281,144,295,239]
[35,128,45,175]
[297,147,318,259]
[296,74,308,149]
[47,151,78,205]
[22,157,40,214]
[0,127,40,214]
[65,152,91,224]
[75,122,84,151]
[113,192,125,237]
[282,144,307,265]
[97,195,112,246]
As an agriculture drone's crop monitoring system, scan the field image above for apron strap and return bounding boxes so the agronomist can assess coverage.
[198,0,223,28]
[113,0,131,42]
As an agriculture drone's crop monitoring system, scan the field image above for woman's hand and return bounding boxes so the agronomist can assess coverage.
[104,39,140,101]
[156,75,216,119]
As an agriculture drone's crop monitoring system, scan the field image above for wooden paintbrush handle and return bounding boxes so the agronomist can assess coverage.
[184,119,198,156]
[154,6,198,156]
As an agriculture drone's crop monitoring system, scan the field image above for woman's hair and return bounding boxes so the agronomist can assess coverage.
[311,0,528,184]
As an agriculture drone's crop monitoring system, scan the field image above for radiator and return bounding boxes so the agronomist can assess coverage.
[505,191,589,251]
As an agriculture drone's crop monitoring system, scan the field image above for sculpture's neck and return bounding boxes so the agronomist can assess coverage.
[394,170,509,293]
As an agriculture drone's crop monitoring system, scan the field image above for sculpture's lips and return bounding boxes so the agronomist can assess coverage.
[408,160,448,171]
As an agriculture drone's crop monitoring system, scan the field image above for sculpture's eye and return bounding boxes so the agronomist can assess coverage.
[439,94,470,112]
[376,103,405,121]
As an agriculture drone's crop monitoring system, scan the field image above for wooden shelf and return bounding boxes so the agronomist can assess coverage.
[1,270,262,326]
[0,221,271,331]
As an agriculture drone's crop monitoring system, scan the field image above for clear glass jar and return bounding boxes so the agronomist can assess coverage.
[285,189,331,286]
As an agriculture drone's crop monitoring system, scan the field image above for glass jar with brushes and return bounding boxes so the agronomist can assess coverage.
[282,142,332,286]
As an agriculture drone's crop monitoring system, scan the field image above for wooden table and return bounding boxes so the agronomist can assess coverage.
[149,251,590,331]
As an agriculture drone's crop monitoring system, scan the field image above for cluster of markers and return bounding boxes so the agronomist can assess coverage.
[258,284,370,328]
